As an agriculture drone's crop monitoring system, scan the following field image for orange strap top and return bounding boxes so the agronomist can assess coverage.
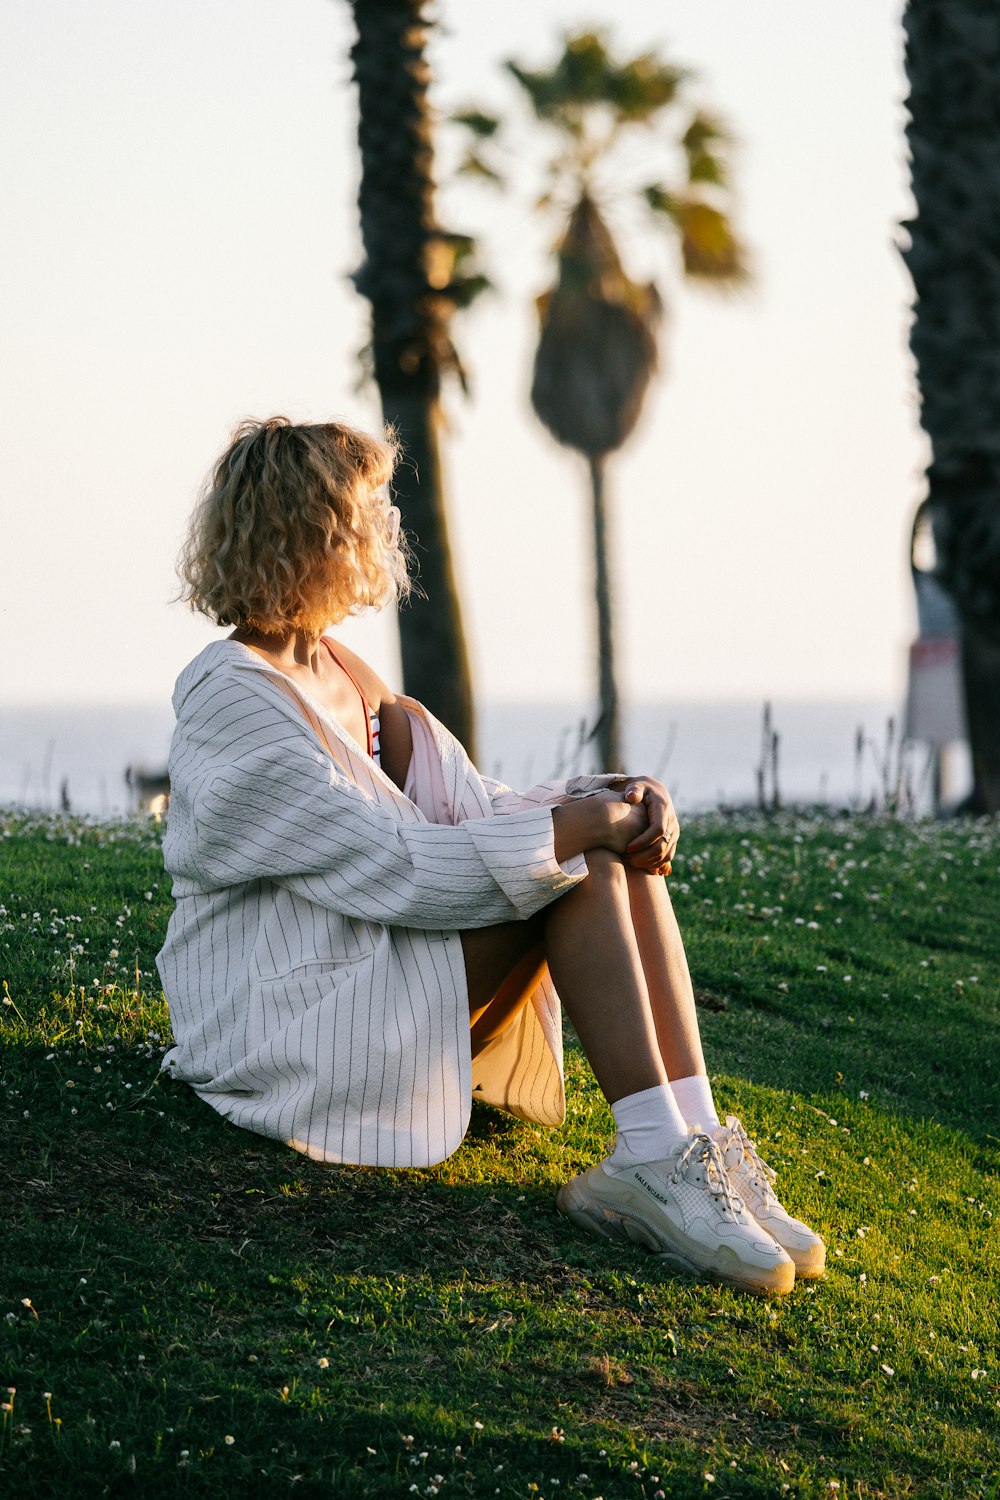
[322,638,379,763]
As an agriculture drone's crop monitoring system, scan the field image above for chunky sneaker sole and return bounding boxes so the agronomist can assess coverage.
[556,1137,795,1297]
[711,1116,826,1280]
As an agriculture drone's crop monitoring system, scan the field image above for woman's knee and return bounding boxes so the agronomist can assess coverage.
[583,846,629,884]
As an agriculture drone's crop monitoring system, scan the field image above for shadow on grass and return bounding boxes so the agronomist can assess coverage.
[4,1051,999,1499]
[682,982,1000,1151]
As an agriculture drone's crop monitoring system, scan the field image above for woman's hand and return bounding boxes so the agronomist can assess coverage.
[620,778,680,877]
[551,789,647,866]
[551,782,678,871]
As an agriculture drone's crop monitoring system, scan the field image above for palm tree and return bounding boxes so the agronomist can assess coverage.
[903,0,1000,812]
[347,0,487,754]
[454,31,747,768]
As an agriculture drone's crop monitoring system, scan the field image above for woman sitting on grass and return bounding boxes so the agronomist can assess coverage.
[157,416,825,1297]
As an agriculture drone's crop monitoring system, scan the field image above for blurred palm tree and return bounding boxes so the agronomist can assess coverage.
[903,0,1000,812]
[348,0,488,754]
[454,31,748,769]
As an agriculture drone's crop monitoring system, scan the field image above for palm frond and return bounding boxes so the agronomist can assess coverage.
[686,150,728,188]
[643,183,681,220]
[673,199,750,287]
[682,111,732,188]
[506,32,688,129]
[456,151,504,185]
[606,50,689,121]
[450,107,501,138]
[682,111,732,154]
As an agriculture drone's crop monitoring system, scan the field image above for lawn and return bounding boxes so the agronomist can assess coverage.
[1,808,997,1499]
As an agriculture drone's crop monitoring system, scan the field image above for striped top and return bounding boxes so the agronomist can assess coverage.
[156,640,623,1167]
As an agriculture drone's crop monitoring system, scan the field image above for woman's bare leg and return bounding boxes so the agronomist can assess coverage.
[461,849,668,1104]
[543,850,668,1101]
[460,855,805,1292]
[624,867,706,1081]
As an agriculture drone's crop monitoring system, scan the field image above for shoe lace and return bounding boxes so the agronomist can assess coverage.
[677,1133,743,1218]
[728,1118,778,1205]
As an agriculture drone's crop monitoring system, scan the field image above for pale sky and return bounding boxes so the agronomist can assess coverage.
[1,0,922,711]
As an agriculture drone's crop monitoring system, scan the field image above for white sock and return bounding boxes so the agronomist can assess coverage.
[603,1083,690,1175]
[670,1073,722,1133]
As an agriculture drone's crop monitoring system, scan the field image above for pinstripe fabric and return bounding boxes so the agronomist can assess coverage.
[156,640,623,1167]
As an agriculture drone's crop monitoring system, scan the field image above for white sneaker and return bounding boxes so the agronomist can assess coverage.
[712,1116,826,1279]
[555,1130,795,1296]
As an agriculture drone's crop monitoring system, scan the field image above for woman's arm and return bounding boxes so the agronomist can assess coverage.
[165,669,599,930]
[185,748,590,929]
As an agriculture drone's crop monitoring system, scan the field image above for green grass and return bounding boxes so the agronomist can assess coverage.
[1,808,998,1499]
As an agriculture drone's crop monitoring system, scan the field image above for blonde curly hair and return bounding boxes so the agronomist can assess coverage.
[178,417,409,633]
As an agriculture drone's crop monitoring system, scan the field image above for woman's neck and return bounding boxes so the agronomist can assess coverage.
[231,625,328,672]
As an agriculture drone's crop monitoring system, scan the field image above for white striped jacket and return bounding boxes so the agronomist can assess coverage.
[156,640,620,1166]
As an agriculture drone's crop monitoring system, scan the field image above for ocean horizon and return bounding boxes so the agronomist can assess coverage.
[0,695,938,818]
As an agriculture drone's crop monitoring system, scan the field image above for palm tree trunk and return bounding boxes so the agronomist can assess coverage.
[349,0,476,756]
[904,0,1000,813]
[382,389,475,746]
[961,622,1000,813]
[588,455,622,771]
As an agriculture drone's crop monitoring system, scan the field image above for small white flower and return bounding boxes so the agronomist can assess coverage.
[880,1363,895,1377]
[317,1357,329,1368]
[224,1435,235,1445]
